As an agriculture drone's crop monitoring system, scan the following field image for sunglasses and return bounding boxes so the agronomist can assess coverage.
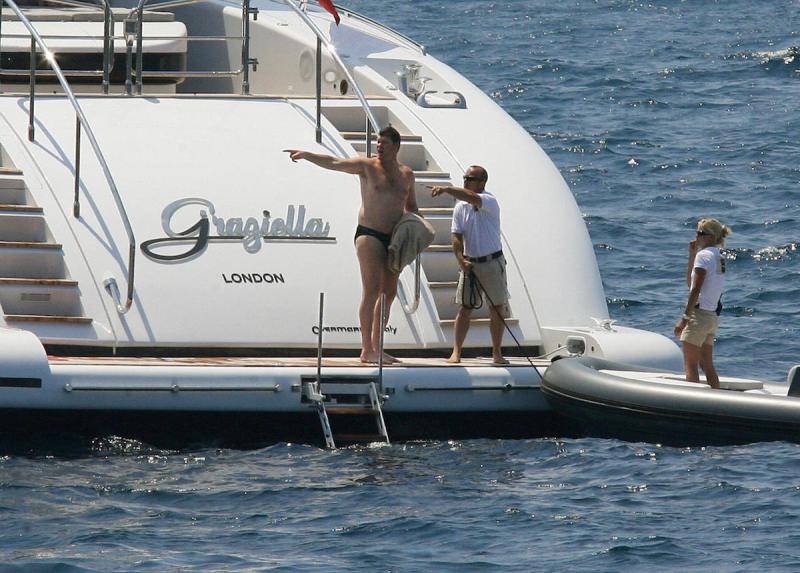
[463,175,485,182]
[696,230,712,237]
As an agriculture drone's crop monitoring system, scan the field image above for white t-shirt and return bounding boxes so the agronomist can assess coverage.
[692,246,726,311]
[451,190,502,258]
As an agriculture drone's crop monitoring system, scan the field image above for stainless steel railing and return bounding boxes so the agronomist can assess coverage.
[289,0,424,314]
[284,0,381,149]
[2,0,136,314]
[332,3,426,56]
[127,0,257,96]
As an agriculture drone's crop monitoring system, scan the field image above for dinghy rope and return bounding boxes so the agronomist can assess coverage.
[467,271,544,380]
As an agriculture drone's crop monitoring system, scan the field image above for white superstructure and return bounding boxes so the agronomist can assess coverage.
[0,0,682,443]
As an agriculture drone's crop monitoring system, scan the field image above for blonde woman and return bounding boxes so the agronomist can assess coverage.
[674,218,731,389]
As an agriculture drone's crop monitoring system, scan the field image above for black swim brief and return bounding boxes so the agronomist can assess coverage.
[354,224,391,251]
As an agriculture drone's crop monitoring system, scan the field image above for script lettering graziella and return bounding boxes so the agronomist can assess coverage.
[140,198,332,262]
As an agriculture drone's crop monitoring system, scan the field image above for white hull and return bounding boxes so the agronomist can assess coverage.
[0,0,683,442]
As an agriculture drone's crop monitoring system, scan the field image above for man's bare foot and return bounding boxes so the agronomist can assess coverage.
[360,351,379,364]
[446,354,461,364]
[492,356,510,365]
[382,353,400,364]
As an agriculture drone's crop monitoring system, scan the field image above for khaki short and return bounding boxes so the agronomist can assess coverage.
[455,255,509,317]
[680,308,719,347]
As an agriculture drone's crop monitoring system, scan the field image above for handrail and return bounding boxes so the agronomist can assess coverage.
[399,256,422,314]
[3,0,136,314]
[284,0,381,144]
[130,0,255,95]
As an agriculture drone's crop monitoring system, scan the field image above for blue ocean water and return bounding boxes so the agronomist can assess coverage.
[2,1,799,571]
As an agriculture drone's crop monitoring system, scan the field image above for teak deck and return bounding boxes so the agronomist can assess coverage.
[47,356,549,368]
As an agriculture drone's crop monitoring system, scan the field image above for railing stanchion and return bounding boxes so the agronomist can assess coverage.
[378,293,386,394]
[73,115,81,218]
[0,0,4,94]
[241,0,251,95]
[28,37,35,141]
[135,5,144,94]
[365,116,372,158]
[315,36,322,143]
[316,292,324,385]
[102,0,111,94]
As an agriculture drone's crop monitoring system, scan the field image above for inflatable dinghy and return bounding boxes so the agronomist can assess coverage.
[542,357,800,446]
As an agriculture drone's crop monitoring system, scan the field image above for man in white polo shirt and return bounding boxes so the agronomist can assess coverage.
[431,165,509,364]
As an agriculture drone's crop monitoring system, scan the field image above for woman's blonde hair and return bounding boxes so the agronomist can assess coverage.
[697,218,731,247]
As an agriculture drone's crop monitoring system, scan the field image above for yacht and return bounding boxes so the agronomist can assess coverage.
[0,0,683,445]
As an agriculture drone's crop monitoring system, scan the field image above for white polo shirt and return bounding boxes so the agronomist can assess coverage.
[692,246,726,311]
[451,190,502,258]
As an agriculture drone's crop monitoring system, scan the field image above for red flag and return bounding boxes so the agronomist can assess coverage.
[318,0,340,25]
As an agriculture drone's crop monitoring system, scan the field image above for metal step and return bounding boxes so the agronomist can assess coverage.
[341,131,423,142]
[4,314,92,324]
[325,405,378,415]
[426,244,453,253]
[414,170,450,179]
[0,204,43,214]
[419,207,453,216]
[0,240,62,249]
[0,167,23,176]
[0,278,78,286]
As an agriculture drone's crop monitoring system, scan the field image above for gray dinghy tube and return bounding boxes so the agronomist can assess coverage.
[542,357,800,446]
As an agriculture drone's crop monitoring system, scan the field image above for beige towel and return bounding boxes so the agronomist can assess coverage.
[387,213,436,274]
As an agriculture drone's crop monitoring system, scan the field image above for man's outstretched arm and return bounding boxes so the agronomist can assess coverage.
[429,184,482,208]
[284,149,366,175]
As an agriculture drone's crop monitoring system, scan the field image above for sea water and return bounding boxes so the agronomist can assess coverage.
[2,1,799,571]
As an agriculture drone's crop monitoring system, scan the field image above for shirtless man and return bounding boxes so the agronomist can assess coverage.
[284,126,417,363]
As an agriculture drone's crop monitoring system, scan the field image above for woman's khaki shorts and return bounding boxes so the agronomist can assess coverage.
[455,255,509,317]
[680,308,719,347]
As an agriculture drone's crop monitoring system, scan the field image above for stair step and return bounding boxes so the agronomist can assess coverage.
[341,131,423,142]
[0,167,23,176]
[419,207,453,215]
[0,277,77,286]
[429,281,458,289]
[0,241,62,250]
[426,244,453,252]
[4,314,92,324]
[325,406,377,415]
[440,317,518,328]
[334,433,387,443]
[414,170,450,179]
[0,204,42,213]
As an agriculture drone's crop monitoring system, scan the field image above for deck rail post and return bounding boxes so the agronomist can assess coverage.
[28,37,35,141]
[378,293,386,394]
[315,36,322,143]
[316,292,324,387]
[73,115,81,217]
[102,0,112,95]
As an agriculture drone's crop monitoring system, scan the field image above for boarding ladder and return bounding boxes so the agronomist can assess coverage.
[305,293,390,448]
